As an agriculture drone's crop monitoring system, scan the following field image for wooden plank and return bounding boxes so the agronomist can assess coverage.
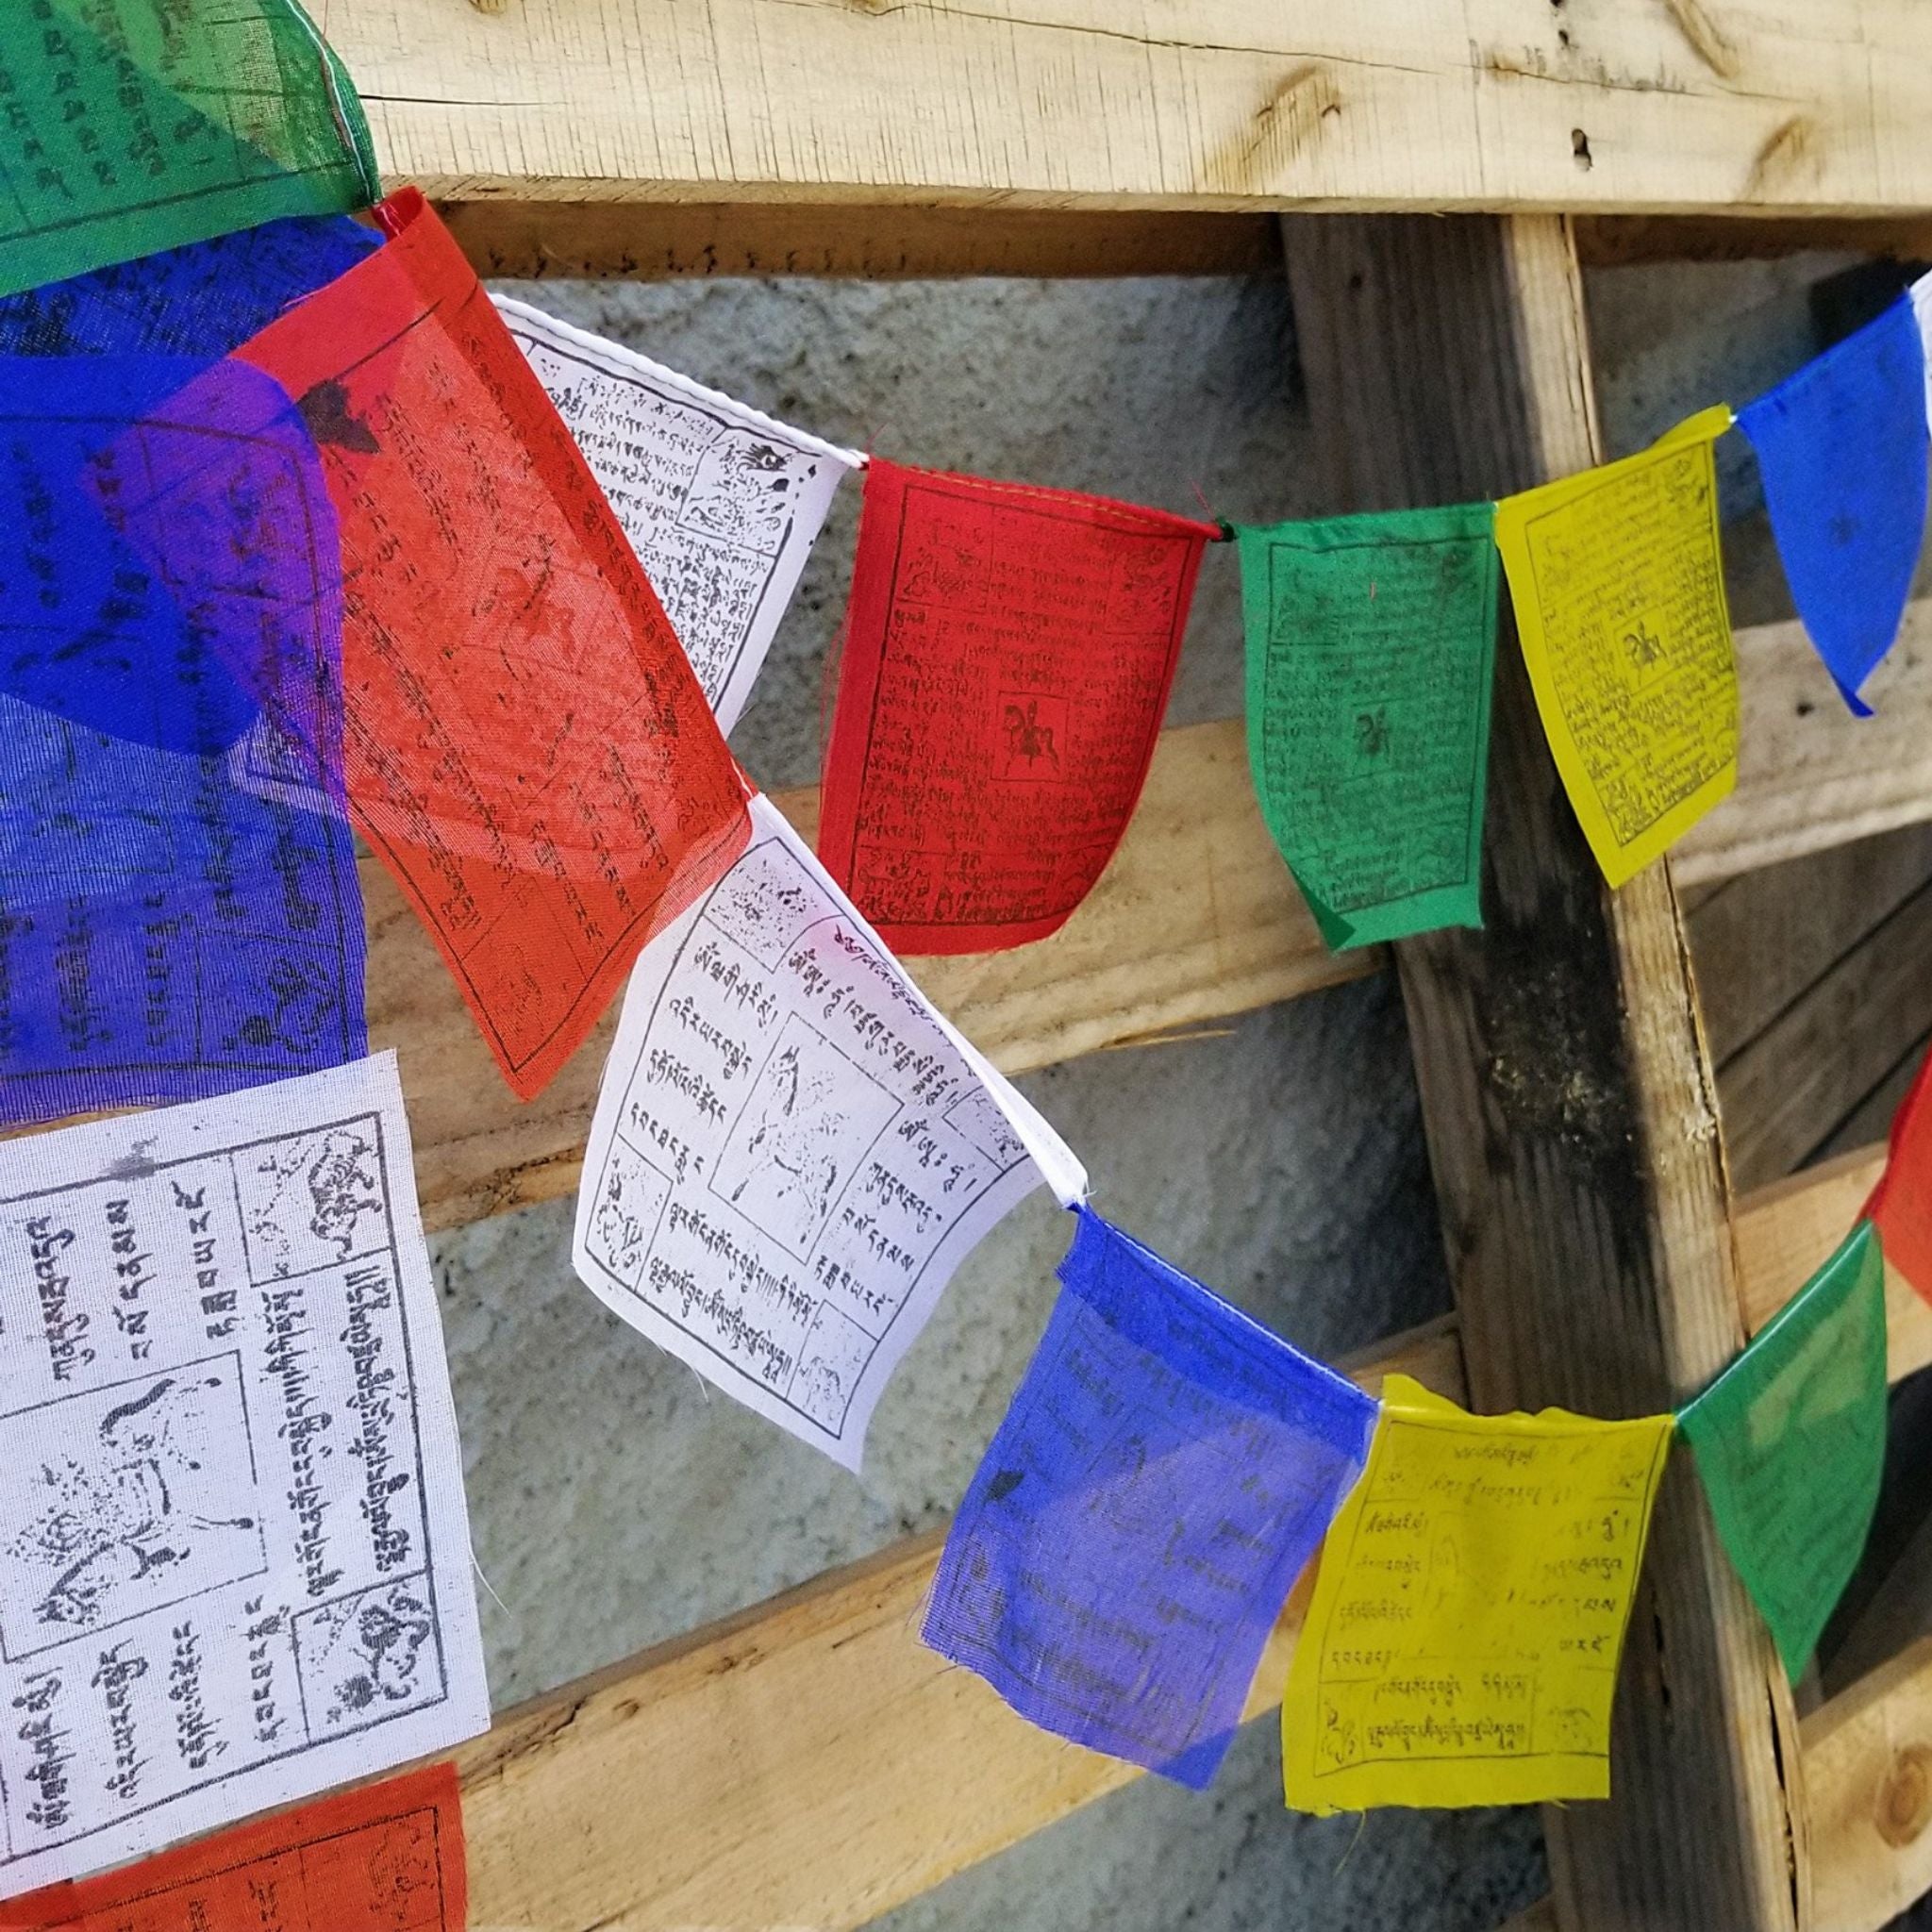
[332,1,1932,219]
[441,199,1284,280]
[1686,823,1932,1069]
[1817,1030,1930,1161]
[1717,880,1932,1191]
[1676,600,1932,885]
[1734,1144,1932,1387]
[456,1318,1464,1932]
[1804,1634,1932,1932]
[379,719,1370,1233]
[1285,209,1799,1931]
[1577,212,1932,266]
[432,1154,1886,1932]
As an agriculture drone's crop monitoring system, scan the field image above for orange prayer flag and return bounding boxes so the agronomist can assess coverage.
[232,189,752,1098]
[0,1764,465,1929]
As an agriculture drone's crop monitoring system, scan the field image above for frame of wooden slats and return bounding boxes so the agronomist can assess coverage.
[295,7,1932,1927]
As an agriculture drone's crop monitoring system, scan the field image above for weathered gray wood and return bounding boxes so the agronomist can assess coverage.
[1718,879,1932,1191]
[1689,824,1932,1071]
[1284,212,1801,1932]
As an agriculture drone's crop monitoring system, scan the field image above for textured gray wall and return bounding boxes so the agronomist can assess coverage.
[432,251,1840,1930]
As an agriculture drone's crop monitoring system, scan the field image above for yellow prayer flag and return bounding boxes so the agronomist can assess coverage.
[1282,1375,1672,1814]
[1493,406,1738,888]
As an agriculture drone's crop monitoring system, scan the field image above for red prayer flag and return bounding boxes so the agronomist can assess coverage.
[0,1764,466,1930]
[1871,1046,1932,1303]
[818,459,1218,953]
[232,188,752,1099]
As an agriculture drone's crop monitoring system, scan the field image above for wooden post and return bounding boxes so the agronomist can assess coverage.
[1283,214,1806,1931]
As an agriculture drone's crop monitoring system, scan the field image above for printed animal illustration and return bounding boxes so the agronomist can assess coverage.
[7,1374,257,1632]
[730,1043,852,1248]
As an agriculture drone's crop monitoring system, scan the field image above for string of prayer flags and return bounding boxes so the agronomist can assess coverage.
[573,791,1085,1470]
[1234,505,1498,949]
[1282,1375,1671,1814]
[0,0,379,301]
[1676,1223,1887,1682]
[1737,297,1928,713]
[0,215,377,361]
[819,460,1219,953]
[1494,408,1738,888]
[0,1054,488,1893]
[923,1207,1374,1789]
[229,189,754,1100]
[496,295,862,737]
[0,350,365,1122]
[1869,1044,1932,1306]
[0,1761,467,1927]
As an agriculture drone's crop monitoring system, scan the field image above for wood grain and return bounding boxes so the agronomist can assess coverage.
[1577,213,1932,266]
[1689,824,1932,1069]
[441,199,1284,281]
[1804,1634,1932,1932]
[329,1,1932,219]
[1286,209,1800,1932]
[429,1152,1904,1932]
[1717,879,1932,1191]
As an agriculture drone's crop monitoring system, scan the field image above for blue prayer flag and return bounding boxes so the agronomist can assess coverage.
[0,214,376,362]
[1739,295,1929,712]
[0,350,363,1123]
[924,1207,1376,1789]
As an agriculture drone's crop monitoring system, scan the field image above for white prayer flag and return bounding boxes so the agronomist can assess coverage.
[495,294,860,736]
[0,1054,488,1895]
[574,792,1085,1469]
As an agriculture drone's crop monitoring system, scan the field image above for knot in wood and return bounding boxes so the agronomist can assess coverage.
[1879,1743,1932,1848]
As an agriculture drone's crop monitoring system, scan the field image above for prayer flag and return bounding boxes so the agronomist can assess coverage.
[1870,1044,1932,1306]
[924,1207,1375,1787]
[1677,1223,1887,1681]
[1738,298,1928,712]
[229,189,753,1100]
[0,0,379,299]
[497,295,860,737]
[1235,504,1498,948]
[0,1762,466,1927]
[0,1057,487,1894]
[0,350,364,1122]
[1283,1375,1671,1812]
[0,214,376,361]
[1494,408,1738,888]
[573,791,1084,1470]
[819,459,1219,953]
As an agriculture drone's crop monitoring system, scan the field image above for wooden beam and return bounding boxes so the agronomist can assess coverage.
[435,1153,1897,1932]
[1717,880,1932,1191]
[378,719,1368,1232]
[1804,1635,1932,1932]
[331,1,1932,220]
[440,200,1285,281]
[1577,214,1932,268]
[457,1318,1464,1932]
[1676,599,1932,886]
[1285,210,1799,1931]
[1734,1145,1932,1387]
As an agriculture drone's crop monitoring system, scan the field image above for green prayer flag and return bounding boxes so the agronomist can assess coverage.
[1677,1221,1888,1683]
[0,0,379,299]
[1235,504,1498,950]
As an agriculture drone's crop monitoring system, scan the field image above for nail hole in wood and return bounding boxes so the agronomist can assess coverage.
[1572,128,1593,169]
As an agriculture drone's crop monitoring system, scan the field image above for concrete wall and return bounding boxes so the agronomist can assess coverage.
[434,247,1848,1930]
